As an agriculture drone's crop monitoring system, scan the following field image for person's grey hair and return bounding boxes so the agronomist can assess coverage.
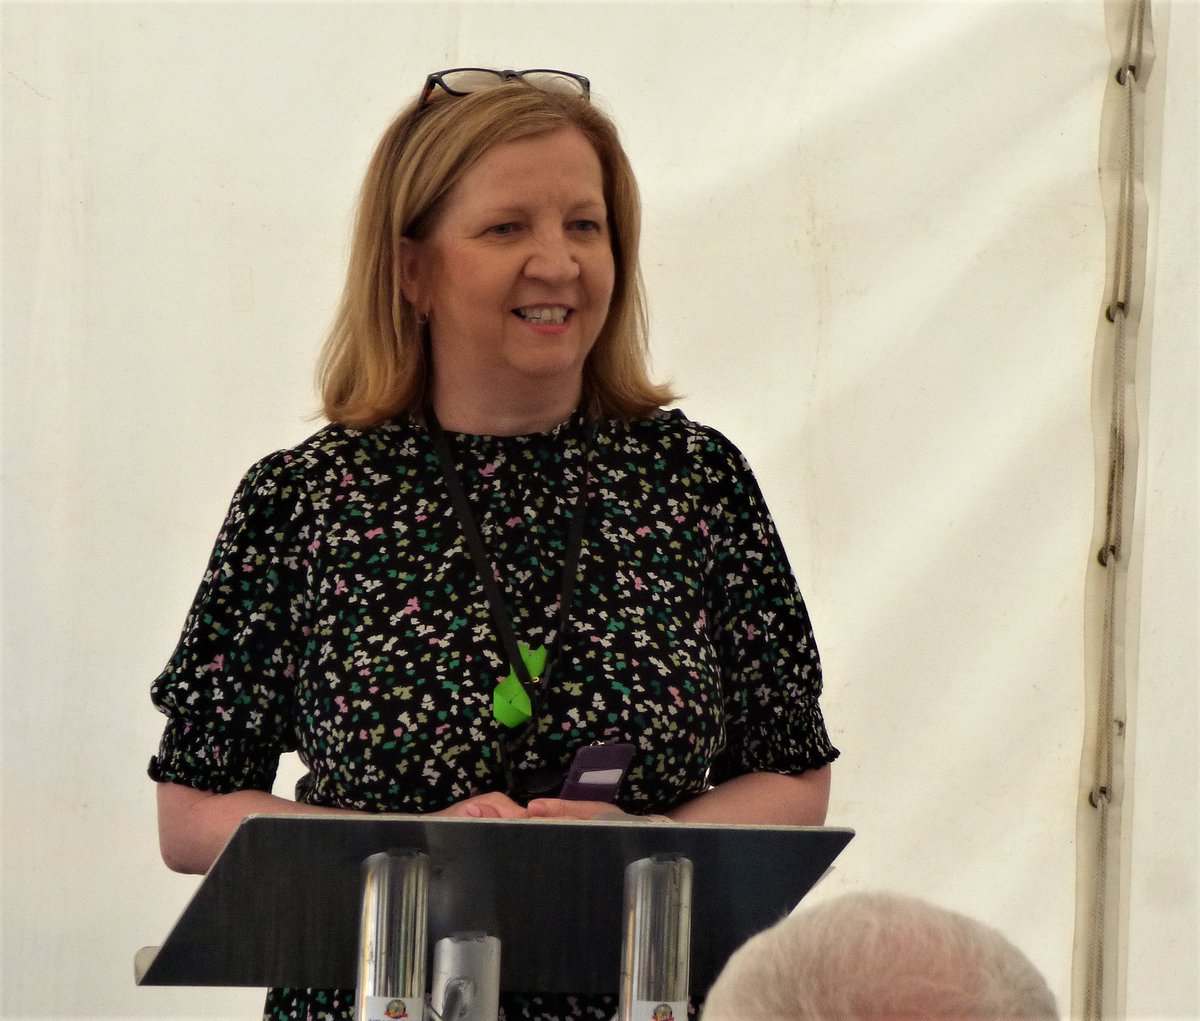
[702,892,1058,1021]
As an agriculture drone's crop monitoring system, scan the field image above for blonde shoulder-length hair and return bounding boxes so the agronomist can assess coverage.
[318,82,676,428]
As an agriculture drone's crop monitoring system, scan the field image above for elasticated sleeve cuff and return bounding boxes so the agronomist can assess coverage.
[147,718,280,794]
[709,693,839,787]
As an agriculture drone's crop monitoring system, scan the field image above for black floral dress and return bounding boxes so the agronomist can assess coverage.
[149,409,838,1021]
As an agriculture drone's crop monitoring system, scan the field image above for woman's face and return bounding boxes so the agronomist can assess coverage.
[403,127,616,419]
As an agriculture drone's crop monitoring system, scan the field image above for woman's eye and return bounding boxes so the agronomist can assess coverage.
[487,223,519,236]
[569,220,602,233]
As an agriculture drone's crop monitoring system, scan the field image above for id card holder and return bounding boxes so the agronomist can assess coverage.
[558,743,636,802]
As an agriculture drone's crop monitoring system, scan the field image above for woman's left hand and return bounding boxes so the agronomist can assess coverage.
[525,798,638,821]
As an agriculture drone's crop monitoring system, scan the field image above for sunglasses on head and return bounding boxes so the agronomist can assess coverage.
[419,67,591,109]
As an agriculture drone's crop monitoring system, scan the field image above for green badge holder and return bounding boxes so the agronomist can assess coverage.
[493,642,546,728]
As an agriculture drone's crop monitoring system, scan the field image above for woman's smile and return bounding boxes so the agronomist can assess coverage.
[513,304,573,327]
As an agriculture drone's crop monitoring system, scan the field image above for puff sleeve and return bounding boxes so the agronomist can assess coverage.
[695,427,839,785]
[148,450,310,794]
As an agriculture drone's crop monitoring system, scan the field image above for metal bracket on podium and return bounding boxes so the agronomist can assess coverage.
[136,816,853,1014]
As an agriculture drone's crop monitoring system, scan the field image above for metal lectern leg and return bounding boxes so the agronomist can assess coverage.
[355,850,430,1021]
[617,854,693,1021]
[430,932,501,1021]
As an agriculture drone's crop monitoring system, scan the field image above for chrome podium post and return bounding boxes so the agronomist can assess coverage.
[617,854,693,1021]
[430,932,501,1021]
[355,850,430,1021]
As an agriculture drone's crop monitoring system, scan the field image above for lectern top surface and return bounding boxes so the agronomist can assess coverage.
[138,815,853,996]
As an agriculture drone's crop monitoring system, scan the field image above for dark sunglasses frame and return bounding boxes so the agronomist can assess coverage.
[419,67,591,109]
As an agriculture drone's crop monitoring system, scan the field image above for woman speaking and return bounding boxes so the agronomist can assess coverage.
[149,67,838,1021]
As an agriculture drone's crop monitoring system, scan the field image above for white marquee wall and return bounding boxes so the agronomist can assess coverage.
[2,3,1195,1019]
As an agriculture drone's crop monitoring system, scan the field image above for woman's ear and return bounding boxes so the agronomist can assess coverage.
[397,237,427,311]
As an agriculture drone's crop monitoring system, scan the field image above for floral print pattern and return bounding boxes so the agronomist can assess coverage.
[149,409,837,1021]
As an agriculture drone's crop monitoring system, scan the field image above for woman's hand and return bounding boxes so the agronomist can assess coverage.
[525,797,618,820]
[524,798,662,822]
[432,791,528,819]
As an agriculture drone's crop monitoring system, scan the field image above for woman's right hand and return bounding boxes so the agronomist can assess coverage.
[432,791,528,819]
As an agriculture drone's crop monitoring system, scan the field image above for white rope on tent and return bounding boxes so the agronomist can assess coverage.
[1081,1,1147,1018]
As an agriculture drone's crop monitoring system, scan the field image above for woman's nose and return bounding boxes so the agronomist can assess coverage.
[523,232,581,282]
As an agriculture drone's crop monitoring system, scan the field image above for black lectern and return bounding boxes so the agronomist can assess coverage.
[137,816,852,1016]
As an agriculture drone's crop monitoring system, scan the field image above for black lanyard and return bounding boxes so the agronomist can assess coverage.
[427,407,593,741]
